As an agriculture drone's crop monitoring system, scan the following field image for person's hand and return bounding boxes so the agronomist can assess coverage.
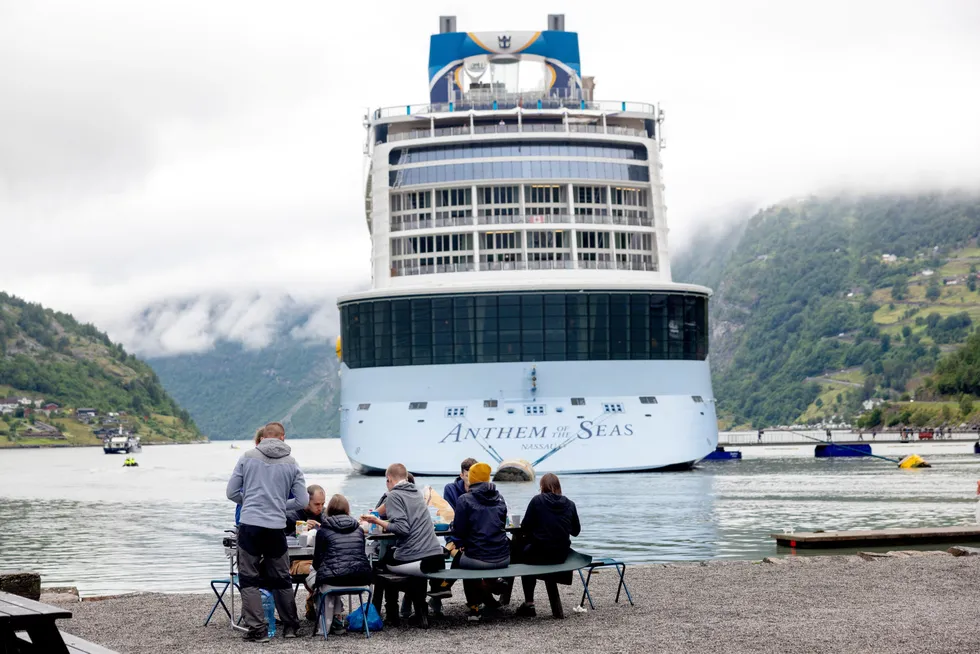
[360,513,382,526]
[306,520,320,529]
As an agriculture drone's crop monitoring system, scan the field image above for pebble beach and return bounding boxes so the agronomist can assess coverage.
[48,551,980,654]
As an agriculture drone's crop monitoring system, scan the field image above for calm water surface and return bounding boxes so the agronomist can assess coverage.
[1,439,978,596]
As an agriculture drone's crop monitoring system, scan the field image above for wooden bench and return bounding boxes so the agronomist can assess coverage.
[425,551,593,619]
[62,632,119,654]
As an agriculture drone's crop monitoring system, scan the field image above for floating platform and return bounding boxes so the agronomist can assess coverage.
[773,525,980,549]
[703,446,742,461]
[814,443,872,458]
[493,459,535,482]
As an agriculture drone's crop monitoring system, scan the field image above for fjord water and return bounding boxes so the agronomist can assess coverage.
[1,439,979,596]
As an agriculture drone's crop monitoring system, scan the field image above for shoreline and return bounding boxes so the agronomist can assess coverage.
[45,552,980,653]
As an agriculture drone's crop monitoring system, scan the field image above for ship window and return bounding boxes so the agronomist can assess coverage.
[692,396,704,403]
[524,405,546,416]
[357,403,371,411]
[409,402,428,410]
[570,398,586,406]
[339,291,708,370]
[483,399,498,408]
[446,407,466,417]
[603,403,625,414]
[639,396,658,404]
[389,161,650,188]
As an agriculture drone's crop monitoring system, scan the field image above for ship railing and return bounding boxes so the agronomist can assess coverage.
[390,258,657,276]
[376,101,657,119]
[393,213,652,231]
[387,122,649,143]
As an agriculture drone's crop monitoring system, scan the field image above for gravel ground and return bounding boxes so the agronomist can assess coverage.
[49,552,980,654]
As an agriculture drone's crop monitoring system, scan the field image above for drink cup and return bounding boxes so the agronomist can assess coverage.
[511,513,521,528]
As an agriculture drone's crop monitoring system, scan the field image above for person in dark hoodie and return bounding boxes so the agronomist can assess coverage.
[311,494,372,635]
[451,461,510,622]
[514,472,581,617]
[443,457,477,510]
[226,422,309,642]
[361,463,445,628]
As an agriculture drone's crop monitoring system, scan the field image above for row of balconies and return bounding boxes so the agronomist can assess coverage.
[389,213,654,232]
[387,122,649,144]
[390,258,658,277]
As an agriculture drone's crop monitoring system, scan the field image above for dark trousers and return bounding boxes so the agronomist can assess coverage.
[237,524,299,634]
[456,552,510,607]
[512,537,567,604]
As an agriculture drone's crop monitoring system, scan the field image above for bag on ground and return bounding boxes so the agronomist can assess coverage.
[347,602,383,632]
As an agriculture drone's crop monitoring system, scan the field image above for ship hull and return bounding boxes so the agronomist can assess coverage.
[339,358,717,475]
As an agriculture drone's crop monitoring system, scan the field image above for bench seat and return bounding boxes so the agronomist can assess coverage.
[62,632,120,654]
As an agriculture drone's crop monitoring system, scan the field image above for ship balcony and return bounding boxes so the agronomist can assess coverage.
[390,258,658,277]
[388,121,650,144]
[374,97,657,121]
[389,213,654,232]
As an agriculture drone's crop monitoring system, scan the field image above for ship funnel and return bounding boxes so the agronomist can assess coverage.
[547,14,565,31]
[439,15,456,34]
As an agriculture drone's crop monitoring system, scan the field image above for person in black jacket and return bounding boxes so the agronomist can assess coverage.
[514,473,581,617]
[451,462,510,621]
[312,494,372,635]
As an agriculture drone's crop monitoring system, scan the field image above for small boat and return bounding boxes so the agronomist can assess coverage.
[814,443,872,458]
[493,459,535,482]
[973,442,980,455]
[122,457,139,467]
[703,446,742,461]
[104,434,141,454]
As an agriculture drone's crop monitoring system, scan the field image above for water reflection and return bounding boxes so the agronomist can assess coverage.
[0,440,978,596]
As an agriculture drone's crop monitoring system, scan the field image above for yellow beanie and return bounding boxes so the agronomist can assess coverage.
[468,462,492,484]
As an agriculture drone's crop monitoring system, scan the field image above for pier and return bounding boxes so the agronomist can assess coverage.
[772,525,980,549]
[720,429,980,447]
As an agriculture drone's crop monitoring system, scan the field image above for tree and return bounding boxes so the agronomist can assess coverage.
[891,278,908,301]
[925,282,941,301]
[961,394,975,419]
[902,325,912,338]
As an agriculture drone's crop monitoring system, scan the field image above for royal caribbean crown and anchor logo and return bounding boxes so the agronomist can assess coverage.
[439,420,635,451]
[497,35,511,49]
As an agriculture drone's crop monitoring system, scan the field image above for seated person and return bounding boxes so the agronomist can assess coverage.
[514,473,581,617]
[451,462,510,622]
[288,484,327,620]
[311,494,372,635]
[361,464,445,628]
[443,457,477,510]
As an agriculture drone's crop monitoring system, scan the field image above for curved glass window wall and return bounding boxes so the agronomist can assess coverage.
[389,141,647,165]
[340,291,707,368]
[390,161,649,188]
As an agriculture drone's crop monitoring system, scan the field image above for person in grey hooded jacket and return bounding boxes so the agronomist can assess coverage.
[226,422,308,642]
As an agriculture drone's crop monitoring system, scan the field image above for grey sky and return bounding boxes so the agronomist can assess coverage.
[2,0,978,354]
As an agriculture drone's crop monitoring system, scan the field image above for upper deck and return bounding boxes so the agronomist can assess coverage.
[360,15,673,291]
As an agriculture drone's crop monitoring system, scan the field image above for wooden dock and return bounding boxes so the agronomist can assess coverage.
[772,525,980,549]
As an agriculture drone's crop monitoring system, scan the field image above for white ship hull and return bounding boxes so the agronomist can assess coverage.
[339,359,717,475]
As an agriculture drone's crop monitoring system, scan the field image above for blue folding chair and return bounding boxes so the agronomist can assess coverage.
[578,558,634,609]
[204,575,243,626]
[315,587,373,639]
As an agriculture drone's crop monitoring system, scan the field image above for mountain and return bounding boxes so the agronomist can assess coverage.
[672,193,980,429]
[0,292,201,446]
[138,296,341,440]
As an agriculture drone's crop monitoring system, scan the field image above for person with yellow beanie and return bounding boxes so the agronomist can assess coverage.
[450,461,511,622]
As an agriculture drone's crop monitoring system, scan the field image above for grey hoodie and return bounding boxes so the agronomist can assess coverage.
[226,439,308,530]
[385,481,444,562]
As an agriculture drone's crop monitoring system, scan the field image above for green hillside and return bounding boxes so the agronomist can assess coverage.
[673,194,980,429]
[0,292,201,446]
[147,339,340,440]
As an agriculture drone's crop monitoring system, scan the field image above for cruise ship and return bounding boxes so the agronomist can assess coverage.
[337,14,717,475]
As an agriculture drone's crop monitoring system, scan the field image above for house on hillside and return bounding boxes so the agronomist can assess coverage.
[921,270,934,277]
[882,254,898,263]
[76,408,98,422]
[39,403,60,417]
[0,398,19,415]
[17,397,32,406]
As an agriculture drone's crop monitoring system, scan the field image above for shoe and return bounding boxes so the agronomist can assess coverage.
[484,596,501,613]
[282,624,302,639]
[383,614,401,628]
[409,613,430,629]
[329,616,346,635]
[467,605,481,623]
[515,602,537,617]
[428,597,444,618]
[242,630,270,643]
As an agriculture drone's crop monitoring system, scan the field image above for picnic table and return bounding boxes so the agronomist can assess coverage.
[0,590,116,653]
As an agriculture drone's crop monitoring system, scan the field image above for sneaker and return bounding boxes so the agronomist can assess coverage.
[242,630,270,643]
[282,624,302,639]
[515,602,537,617]
[428,598,444,618]
[484,596,501,613]
[467,605,481,623]
[329,616,346,635]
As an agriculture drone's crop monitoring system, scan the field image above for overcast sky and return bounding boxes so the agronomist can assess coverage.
[2,0,979,354]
